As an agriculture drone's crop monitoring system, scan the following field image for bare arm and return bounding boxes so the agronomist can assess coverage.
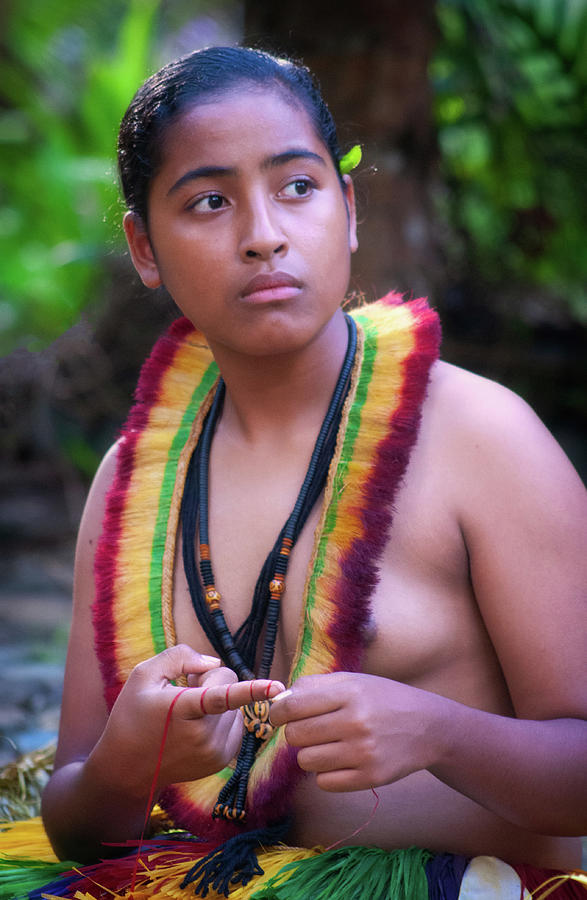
[433,370,587,833]
[42,444,284,862]
[271,369,587,836]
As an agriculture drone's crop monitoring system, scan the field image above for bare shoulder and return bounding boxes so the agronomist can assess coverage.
[425,359,585,496]
[423,361,587,719]
[428,358,556,436]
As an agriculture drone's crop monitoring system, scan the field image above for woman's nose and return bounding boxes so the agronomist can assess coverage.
[244,242,286,259]
[238,198,288,261]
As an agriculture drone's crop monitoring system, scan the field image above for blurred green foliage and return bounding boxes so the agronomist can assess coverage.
[433,0,587,321]
[1,0,587,355]
[0,0,158,353]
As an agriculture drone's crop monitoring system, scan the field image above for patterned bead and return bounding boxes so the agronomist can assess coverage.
[269,577,285,595]
[205,587,221,609]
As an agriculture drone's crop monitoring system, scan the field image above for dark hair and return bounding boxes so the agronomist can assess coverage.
[118,45,343,223]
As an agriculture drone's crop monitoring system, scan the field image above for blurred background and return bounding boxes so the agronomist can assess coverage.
[1,0,586,771]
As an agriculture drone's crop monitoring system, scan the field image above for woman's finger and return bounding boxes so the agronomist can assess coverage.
[269,682,342,727]
[180,678,285,718]
[132,644,221,686]
[284,708,347,747]
[296,740,350,773]
[316,768,363,793]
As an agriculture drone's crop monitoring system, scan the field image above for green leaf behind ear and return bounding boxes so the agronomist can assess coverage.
[339,144,362,174]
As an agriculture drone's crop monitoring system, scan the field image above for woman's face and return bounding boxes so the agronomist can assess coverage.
[124,87,357,360]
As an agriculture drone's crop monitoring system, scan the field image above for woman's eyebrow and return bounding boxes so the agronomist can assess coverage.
[262,149,326,169]
[167,165,236,195]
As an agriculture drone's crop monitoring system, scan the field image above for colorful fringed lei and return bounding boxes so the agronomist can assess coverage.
[92,294,441,841]
[1,820,586,900]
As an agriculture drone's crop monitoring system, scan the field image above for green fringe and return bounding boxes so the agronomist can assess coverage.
[0,856,77,899]
[250,845,433,900]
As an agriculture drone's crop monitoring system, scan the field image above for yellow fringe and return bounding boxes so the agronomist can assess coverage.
[0,816,58,862]
[0,804,173,862]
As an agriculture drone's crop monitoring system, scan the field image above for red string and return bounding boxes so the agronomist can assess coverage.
[199,686,210,714]
[324,788,380,851]
[129,686,190,897]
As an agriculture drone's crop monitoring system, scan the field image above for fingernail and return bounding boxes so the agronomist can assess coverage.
[201,655,221,664]
[271,689,292,702]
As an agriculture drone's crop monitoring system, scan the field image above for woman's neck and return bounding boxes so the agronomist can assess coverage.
[207,308,350,447]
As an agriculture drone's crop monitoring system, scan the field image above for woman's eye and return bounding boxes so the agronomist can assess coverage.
[191,193,227,212]
[281,179,313,198]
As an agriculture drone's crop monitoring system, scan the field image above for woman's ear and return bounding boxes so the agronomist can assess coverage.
[123,212,162,288]
[342,175,358,253]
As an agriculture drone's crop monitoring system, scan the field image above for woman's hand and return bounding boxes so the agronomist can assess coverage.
[269,671,447,792]
[88,644,284,796]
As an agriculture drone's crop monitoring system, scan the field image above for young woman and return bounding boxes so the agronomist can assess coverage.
[2,45,586,899]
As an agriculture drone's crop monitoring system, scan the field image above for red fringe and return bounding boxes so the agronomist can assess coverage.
[329,293,441,672]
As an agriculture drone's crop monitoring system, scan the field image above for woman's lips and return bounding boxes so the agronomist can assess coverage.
[241,272,302,303]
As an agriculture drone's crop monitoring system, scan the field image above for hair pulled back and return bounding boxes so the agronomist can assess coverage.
[118,45,343,223]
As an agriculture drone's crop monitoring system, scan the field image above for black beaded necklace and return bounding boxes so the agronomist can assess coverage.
[181,313,357,821]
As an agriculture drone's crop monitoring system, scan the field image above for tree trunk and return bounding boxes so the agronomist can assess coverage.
[244,0,441,302]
